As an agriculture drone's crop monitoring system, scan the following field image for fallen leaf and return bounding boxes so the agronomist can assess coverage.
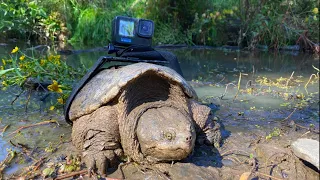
[239,172,251,180]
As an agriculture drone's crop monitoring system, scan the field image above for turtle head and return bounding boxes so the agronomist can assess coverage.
[136,106,196,161]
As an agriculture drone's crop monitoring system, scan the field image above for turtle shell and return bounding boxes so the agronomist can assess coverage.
[69,62,197,121]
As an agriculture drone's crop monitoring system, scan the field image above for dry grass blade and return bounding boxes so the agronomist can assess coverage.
[1,124,10,137]
[304,74,317,89]
[285,71,294,91]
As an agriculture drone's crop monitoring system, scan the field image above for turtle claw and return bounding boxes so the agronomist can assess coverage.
[96,153,107,177]
[83,153,95,177]
[83,150,118,177]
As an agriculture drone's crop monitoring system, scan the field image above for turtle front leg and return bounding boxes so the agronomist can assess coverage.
[72,106,122,176]
[190,100,222,148]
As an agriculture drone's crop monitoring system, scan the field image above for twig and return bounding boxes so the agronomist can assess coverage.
[245,80,253,89]
[281,108,297,121]
[11,89,24,105]
[7,120,59,136]
[304,74,317,90]
[9,140,30,150]
[25,90,32,112]
[1,124,10,137]
[17,157,46,178]
[234,72,242,101]
[221,149,251,157]
[216,77,225,85]
[0,150,16,178]
[292,121,320,134]
[299,131,310,137]
[233,73,248,101]
[54,169,87,180]
[285,71,294,91]
[256,172,284,180]
[252,65,255,78]
[34,157,46,171]
[220,83,236,99]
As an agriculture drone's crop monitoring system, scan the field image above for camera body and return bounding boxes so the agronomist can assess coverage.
[112,16,154,47]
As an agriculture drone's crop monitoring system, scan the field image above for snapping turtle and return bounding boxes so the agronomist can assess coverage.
[68,62,221,175]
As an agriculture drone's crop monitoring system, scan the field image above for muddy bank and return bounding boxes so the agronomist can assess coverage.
[104,128,319,180]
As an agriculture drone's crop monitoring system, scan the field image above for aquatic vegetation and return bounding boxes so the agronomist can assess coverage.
[47,80,63,93]
[305,65,320,92]
[44,142,55,153]
[0,47,86,108]
[266,127,281,140]
[58,155,81,173]
[42,167,55,178]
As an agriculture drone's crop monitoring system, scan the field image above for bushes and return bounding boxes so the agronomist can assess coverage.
[68,0,135,45]
[0,0,318,49]
[0,0,63,42]
[69,7,120,45]
[240,0,319,49]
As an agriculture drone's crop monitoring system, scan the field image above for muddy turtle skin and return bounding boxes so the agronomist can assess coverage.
[69,62,222,175]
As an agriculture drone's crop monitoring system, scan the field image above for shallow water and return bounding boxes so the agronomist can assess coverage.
[0,43,319,176]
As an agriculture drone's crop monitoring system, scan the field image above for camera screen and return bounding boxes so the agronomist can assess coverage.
[119,20,134,37]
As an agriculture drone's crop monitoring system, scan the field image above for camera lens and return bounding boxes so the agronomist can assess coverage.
[138,20,154,38]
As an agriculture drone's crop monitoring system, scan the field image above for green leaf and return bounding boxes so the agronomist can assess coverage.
[42,167,54,177]
[249,153,254,159]
[0,68,15,76]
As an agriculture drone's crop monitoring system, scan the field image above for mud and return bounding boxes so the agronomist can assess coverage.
[103,128,319,180]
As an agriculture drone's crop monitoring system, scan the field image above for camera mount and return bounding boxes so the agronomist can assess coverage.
[64,43,184,124]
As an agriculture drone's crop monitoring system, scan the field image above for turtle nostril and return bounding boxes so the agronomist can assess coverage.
[186,136,192,141]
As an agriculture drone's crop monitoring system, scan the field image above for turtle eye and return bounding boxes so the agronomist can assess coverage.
[163,131,176,141]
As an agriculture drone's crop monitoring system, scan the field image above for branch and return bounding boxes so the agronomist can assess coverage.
[7,120,59,137]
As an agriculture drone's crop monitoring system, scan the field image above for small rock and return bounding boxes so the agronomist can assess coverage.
[291,138,319,170]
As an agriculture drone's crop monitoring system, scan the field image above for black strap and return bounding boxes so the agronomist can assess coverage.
[64,45,183,124]
[118,46,184,76]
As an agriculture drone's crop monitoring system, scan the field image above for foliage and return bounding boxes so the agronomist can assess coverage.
[0,0,319,48]
[136,0,239,46]
[190,7,240,46]
[67,0,137,45]
[152,22,190,45]
[69,7,114,45]
[0,46,86,108]
[241,0,319,49]
[0,0,64,42]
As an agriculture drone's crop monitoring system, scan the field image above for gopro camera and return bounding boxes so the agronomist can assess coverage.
[112,16,154,47]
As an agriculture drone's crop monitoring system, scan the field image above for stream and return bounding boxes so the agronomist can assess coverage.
[0,43,319,178]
